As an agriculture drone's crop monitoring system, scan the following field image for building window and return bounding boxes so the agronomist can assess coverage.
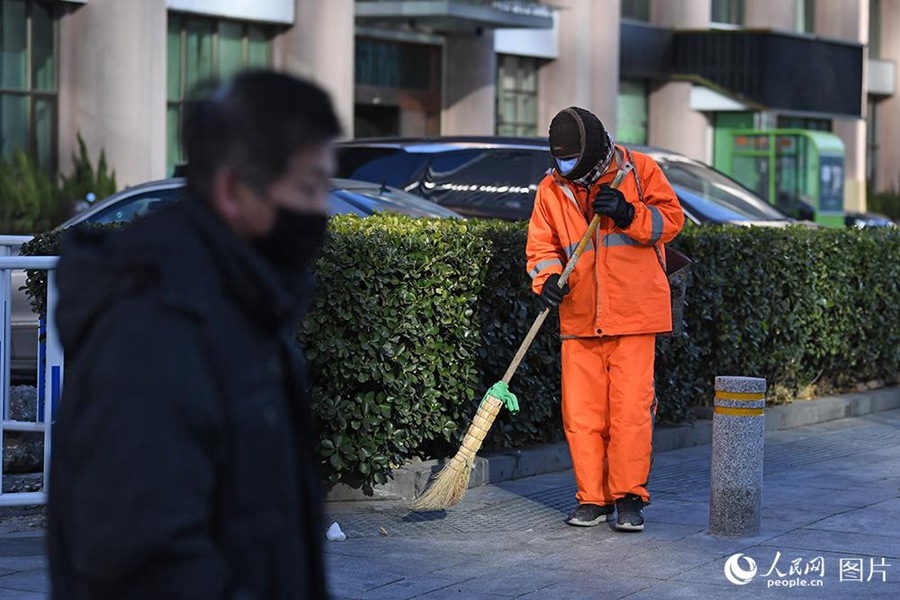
[356,38,434,91]
[0,0,57,173]
[496,54,538,137]
[869,0,881,58]
[354,37,441,137]
[776,116,831,131]
[621,0,650,22]
[166,13,273,175]
[711,0,744,26]
[616,80,648,145]
[797,0,815,33]
[866,98,878,195]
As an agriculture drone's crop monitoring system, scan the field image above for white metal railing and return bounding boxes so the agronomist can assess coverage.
[0,235,33,257]
[0,255,61,506]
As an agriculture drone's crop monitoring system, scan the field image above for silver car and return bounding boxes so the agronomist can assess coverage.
[6,178,460,382]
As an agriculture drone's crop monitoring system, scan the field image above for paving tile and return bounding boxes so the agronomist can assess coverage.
[759,481,899,509]
[0,538,45,558]
[761,528,900,560]
[3,403,900,600]
[0,588,49,600]
[801,499,900,535]
[0,569,50,593]
[0,557,46,572]
[642,498,709,527]
[486,570,650,600]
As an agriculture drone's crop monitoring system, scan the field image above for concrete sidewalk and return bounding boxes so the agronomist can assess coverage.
[324,408,900,599]
[1,401,899,598]
[327,387,900,503]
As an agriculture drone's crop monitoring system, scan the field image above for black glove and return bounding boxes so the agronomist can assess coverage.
[593,185,635,229]
[539,273,570,310]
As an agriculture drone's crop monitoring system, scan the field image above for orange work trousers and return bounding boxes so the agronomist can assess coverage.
[561,334,657,505]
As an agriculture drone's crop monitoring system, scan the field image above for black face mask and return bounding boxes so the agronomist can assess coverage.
[252,208,328,270]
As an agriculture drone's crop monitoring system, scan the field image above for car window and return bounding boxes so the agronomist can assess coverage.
[85,188,181,225]
[423,149,550,219]
[658,159,788,221]
[337,148,428,189]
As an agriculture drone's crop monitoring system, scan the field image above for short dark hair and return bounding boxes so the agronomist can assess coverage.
[182,70,342,203]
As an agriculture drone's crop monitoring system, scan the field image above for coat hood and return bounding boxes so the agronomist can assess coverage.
[54,226,146,357]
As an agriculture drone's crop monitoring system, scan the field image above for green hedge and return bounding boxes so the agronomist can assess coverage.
[670,225,900,406]
[21,216,900,492]
[304,220,900,490]
[467,220,563,449]
[299,215,491,490]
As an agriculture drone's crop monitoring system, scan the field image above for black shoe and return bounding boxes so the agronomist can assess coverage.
[615,494,645,532]
[566,503,615,527]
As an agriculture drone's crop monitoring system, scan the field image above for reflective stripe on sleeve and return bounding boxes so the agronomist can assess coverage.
[649,205,664,245]
[602,233,644,247]
[563,240,594,259]
[529,258,563,279]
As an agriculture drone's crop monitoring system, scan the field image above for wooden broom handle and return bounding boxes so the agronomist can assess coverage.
[501,168,631,385]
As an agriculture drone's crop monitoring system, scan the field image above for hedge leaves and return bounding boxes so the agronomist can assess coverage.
[21,214,900,492]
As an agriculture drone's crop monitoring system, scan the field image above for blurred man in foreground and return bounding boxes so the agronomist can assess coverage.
[48,71,341,599]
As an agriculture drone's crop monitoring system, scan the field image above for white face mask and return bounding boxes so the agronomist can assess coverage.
[556,157,579,175]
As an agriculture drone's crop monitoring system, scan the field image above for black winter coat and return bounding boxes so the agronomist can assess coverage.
[47,198,329,599]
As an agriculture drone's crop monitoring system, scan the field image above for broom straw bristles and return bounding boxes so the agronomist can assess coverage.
[410,394,503,511]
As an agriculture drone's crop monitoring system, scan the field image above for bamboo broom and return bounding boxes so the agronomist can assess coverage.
[410,165,633,511]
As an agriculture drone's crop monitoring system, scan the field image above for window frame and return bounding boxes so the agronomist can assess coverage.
[866,98,878,197]
[166,12,274,172]
[495,54,540,138]
[0,0,58,173]
[710,0,744,27]
[869,0,881,58]
[621,0,651,22]
[800,0,815,34]
[616,79,649,145]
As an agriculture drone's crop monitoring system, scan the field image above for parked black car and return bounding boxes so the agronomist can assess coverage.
[844,211,898,228]
[336,136,797,225]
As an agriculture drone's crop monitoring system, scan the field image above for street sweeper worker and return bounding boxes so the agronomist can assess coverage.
[526,106,684,532]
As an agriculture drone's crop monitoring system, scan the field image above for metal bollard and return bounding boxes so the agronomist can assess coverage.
[709,376,766,536]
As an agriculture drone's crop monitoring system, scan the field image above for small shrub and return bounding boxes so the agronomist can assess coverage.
[469,220,564,449]
[0,150,61,234]
[0,135,117,235]
[59,135,117,210]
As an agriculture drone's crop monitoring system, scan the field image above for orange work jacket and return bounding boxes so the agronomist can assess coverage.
[526,146,684,338]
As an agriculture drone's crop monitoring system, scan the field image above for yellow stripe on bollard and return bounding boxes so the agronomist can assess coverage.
[714,406,764,416]
[714,391,766,402]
